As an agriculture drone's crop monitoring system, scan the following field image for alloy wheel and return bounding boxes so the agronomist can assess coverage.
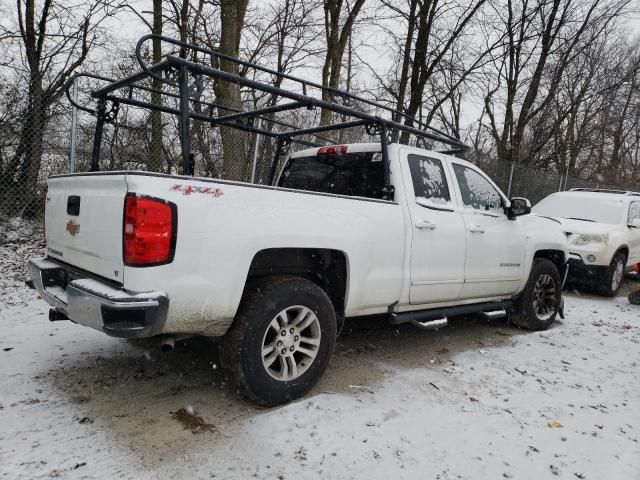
[261,305,321,381]
[532,273,557,321]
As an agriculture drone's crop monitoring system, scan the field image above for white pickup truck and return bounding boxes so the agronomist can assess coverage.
[29,143,569,405]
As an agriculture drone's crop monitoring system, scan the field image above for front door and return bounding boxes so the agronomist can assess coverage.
[403,152,467,304]
[449,162,526,299]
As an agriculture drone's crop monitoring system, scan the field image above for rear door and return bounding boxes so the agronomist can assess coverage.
[45,174,128,282]
[401,150,466,304]
[449,162,525,298]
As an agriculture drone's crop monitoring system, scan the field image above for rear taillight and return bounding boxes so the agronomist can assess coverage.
[317,145,347,155]
[123,194,176,266]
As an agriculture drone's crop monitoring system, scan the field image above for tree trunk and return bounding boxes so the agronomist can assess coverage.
[392,0,418,140]
[215,0,249,181]
[319,0,366,129]
[148,0,163,172]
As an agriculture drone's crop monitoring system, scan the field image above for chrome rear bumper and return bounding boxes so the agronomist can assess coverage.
[28,257,168,338]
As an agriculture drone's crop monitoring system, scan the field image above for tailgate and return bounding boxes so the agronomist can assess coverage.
[45,174,128,282]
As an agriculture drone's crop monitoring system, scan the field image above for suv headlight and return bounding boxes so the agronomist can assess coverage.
[571,233,608,246]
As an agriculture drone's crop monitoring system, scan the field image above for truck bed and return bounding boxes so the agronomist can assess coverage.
[43,171,405,335]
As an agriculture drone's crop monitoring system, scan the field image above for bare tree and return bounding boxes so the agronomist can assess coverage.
[482,0,632,165]
[243,0,320,107]
[359,0,490,145]
[0,0,121,213]
[393,0,487,143]
[319,0,366,126]
[214,0,250,180]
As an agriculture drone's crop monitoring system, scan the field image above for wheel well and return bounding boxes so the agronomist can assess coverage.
[534,250,566,277]
[245,248,348,329]
[616,246,629,260]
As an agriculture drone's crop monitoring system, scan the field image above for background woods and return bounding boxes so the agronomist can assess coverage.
[1,0,639,216]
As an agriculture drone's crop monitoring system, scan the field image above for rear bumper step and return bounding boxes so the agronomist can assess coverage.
[28,257,168,338]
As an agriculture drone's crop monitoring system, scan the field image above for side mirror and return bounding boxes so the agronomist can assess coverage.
[508,197,531,218]
[628,218,640,229]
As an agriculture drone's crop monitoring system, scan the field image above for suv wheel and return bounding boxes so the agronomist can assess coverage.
[599,251,626,297]
[629,287,640,304]
[512,258,562,331]
[221,276,337,406]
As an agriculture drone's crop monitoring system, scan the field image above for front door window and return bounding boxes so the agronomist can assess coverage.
[452,163,503,214]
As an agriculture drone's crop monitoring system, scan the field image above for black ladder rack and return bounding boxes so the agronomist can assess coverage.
[66,34,471,190]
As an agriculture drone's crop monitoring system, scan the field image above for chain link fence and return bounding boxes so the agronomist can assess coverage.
[475,157,629,205]
[1,91,638,222]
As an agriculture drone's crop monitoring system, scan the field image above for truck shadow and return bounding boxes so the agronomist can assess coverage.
[43,314,530,468]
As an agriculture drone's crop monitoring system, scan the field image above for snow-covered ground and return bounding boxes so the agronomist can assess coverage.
[1,220,639,479]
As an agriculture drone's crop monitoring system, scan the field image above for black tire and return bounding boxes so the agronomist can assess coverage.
[599,251,626,297]
[628,289,640,305]
[512,258,562,331]
[221,275,337,406]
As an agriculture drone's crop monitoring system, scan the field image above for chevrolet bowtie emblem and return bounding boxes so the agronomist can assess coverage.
[66,220,80,236]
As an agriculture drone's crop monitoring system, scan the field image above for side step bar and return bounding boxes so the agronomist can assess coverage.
[482,310,507,320]
[404,316,448,331]
[390,301,512,330]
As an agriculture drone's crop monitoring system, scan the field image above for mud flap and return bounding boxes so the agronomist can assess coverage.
[558,295,565,319]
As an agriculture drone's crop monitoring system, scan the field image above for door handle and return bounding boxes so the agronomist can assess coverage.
[415,218,436,230]
[468,224,485,234]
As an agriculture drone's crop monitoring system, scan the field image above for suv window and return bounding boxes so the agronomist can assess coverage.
[629,201,640,223]
[278,152,385,199]
[407,154,451,205]
[452,163,503,213]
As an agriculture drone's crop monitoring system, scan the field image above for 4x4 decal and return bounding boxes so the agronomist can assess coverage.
[170,184,223,197]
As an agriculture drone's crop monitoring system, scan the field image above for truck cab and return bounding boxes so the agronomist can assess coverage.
[280,143,567,307]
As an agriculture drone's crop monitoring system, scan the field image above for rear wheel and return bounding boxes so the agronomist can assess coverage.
[512,259,562,331]
[221,276,337,406]
[599,251,626,297]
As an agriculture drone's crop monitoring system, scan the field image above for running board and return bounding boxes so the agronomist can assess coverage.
[407,316,447,331]
[482,310,507,320]
[390,301,512,330]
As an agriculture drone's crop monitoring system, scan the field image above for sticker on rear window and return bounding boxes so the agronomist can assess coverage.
[170,184,224,197]
[371,152,383,162]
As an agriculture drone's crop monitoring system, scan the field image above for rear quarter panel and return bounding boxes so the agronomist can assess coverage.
[123,173,405,335]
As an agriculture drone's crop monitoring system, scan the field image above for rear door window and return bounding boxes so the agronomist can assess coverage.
[407,154,451,206]
[278,152,385,199]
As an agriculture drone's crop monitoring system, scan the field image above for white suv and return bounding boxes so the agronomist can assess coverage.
[533,189,640,296]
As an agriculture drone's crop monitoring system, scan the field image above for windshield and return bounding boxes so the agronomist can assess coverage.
[533,194,625,224]
[278,152,385,199]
